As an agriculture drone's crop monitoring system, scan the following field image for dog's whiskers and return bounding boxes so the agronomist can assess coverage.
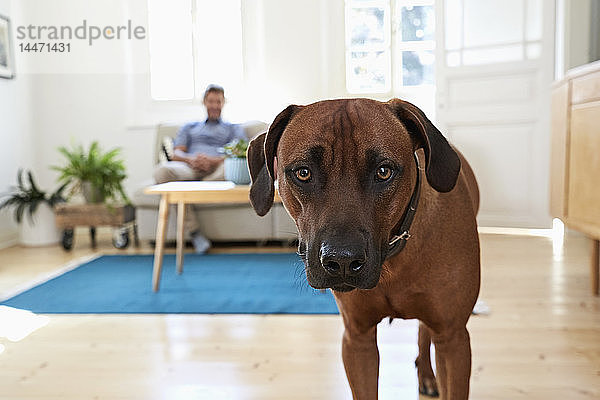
[296,251,307,259]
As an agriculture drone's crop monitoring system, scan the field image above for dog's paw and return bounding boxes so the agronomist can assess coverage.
[416,355,439,398]
[418,375,439,398]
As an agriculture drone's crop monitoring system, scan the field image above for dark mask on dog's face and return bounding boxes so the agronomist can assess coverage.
[247,99,460,292]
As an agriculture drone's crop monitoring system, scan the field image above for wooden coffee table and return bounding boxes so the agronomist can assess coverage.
[144,181,281,292]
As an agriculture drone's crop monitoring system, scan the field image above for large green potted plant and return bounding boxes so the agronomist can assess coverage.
[0,170,68,246]
[53,141,129,204]
[223,138,250,184]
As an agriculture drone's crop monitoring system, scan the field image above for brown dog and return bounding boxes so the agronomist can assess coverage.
[247,98,480,400]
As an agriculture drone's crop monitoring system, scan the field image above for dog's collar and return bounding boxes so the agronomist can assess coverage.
[386,152,421,258]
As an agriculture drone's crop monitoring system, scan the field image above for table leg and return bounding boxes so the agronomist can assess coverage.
[152,195,170,292]
[90,227,96,248]
[176,201,185,275]
[133,222,140,247]
[592,238,599,296]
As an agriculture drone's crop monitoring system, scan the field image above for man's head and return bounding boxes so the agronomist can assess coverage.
[247,98,461,292]
[203,84,225,121]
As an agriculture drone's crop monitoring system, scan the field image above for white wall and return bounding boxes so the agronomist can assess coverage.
[0,0,34,247]
[16,0,360,201]
[12,0,161,200]
[32,74,154,196]
[129,0,352,127]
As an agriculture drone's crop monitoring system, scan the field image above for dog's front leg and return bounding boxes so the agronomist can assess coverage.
[416,322,439,397]
[342,325,379,400]
[432,327,472,400]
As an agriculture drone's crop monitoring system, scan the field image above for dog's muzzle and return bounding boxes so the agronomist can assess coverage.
[300,233,381,292]
[319,242,366,279]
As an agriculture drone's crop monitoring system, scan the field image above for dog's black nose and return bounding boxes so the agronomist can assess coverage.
[320,242,366,277]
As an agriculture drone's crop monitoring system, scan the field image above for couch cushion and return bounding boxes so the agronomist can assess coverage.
[241,120,268,140]
[132,179,162,208]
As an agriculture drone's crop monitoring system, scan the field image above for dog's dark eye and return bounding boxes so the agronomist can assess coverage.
[295,167,312,182]
[376,165,393,181]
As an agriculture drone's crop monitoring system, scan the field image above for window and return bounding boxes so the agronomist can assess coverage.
[345,2,392,93]
[444,0,543,67]
[147,0,243,101]
[345,0,435,94]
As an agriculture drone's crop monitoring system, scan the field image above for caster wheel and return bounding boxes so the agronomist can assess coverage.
[112,228,130,249]
[62,229,74,251]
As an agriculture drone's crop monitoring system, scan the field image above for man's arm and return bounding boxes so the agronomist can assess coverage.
[233,124,247,141]
[171,124,195,165]
[172,146,194,164]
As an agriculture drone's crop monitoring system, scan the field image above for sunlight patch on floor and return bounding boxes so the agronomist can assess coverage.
[552,218,565,261]
[0,306,50,342]
[478,219,566,262]
[478,220,564,241]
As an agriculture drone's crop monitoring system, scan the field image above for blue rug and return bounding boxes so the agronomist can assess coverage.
[1,253,339,314]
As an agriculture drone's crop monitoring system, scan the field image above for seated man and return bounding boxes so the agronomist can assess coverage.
[153,84,246,253]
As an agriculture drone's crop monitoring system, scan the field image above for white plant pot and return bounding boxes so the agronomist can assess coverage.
[19,203,60,247]
[224,157,251,185]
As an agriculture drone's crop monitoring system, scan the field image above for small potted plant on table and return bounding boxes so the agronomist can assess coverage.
[223,138,251,185]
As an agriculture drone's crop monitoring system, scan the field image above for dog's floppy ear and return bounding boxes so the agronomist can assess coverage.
[247,105,298,216]
[386,98,461,193]
[247,132,273,216]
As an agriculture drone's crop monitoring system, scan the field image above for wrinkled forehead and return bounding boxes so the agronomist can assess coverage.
[277,99,413,165]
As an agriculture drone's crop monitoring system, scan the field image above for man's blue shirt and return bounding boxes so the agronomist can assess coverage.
[173,119,246,157]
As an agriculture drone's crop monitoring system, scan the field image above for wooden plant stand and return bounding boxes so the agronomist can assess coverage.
[54,203,139,250]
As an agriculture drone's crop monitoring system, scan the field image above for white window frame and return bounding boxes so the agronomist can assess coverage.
[345,0,392,94]
[345,0,436,95]
[442,0,543,68]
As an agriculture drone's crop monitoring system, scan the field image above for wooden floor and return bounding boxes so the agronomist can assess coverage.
[0,231,599,399]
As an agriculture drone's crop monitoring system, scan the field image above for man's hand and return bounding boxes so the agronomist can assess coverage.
[189,154,223,175]
[172,146,223,175]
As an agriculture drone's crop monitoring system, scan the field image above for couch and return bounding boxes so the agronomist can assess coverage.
[133,121,298,242]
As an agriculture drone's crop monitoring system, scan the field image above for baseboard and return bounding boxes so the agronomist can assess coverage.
[0,231,18,250]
